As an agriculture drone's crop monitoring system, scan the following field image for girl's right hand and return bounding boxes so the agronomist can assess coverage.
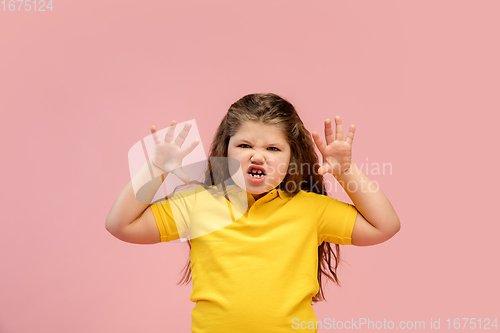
[150,120,200,183]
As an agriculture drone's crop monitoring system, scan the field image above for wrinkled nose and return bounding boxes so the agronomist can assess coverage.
[250,153,264,164]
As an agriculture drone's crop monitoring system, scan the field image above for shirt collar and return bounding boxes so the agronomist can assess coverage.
[220,185,289,202]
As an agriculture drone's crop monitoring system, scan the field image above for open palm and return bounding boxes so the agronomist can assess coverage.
[312,116,355,176]
[150,120,200,183]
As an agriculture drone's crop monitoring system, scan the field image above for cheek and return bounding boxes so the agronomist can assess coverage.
[269,160,289,178]
[229,152,246,169]
[227,148,240,161]
[281,154,291,172]
[226,147,234,159]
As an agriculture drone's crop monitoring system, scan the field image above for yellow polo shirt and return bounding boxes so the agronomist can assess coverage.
[151,184,357,332]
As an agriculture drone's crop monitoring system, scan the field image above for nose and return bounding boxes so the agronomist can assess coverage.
[250,152,264,164]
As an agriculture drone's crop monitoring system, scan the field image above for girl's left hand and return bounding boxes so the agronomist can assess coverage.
[312,116,355,176]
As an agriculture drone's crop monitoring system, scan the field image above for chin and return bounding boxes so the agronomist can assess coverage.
[231,175,281,195]
[246,183,276,195]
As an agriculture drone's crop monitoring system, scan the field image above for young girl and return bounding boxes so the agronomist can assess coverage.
[106,93,400,332]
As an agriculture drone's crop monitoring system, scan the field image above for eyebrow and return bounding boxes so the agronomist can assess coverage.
[235,139,283,146]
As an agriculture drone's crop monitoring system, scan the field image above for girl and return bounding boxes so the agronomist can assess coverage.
[106,93,400,332]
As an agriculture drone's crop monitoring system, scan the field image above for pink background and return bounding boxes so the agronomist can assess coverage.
[1,1,499,332]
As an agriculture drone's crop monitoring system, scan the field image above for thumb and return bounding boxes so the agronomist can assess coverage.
[172,167,191,184]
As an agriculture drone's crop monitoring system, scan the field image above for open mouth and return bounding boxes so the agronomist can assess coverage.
[247,166,266,178]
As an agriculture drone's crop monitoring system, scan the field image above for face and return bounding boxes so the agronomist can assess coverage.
[227,121,291,200]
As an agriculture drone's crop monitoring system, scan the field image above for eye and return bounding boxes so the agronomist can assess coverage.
[267,147,280,151]
[238,144,251,148]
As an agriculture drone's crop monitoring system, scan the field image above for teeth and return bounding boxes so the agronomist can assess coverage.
[249,169,265,177]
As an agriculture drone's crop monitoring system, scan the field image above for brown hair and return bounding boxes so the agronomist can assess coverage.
[177,93,342,303]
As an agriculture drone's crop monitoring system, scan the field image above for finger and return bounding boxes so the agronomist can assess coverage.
[180,138,200,156]
[311,131,327,153]
[174,121,192,147]
[151,125,162,145]
[345,125,355,145]
[172,167,191,184]
[324,119,335,145]
[317,164,327,176]
[335,116,343,141]
[164,120,178,143]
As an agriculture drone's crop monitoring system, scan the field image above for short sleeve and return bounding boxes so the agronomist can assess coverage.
[149,185,202,242]
[150,198,182,242]
[316,195,358,246]
[149,184,234,242]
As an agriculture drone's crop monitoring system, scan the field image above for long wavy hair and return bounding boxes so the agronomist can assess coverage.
[177,93,342,303]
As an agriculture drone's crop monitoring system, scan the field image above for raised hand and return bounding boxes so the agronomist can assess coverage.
[150,120,200,183]
[312,116,355,176]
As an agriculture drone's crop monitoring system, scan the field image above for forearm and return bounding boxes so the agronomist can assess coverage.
[105,159,168,232]
[335,162,400,234]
